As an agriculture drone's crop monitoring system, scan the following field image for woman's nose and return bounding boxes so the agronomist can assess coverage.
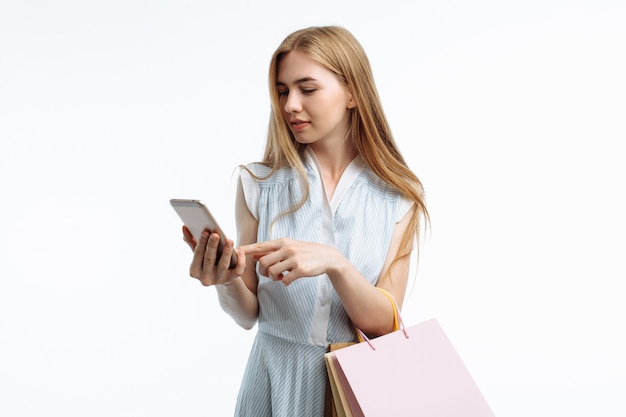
[283,92,302,114]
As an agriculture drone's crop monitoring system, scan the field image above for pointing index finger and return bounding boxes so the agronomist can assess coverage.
[238,242,276,258]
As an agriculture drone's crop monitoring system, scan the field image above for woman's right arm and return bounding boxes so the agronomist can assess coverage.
[185,178,259,330]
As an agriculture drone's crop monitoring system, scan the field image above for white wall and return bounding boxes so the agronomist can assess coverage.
[1,1,624,416]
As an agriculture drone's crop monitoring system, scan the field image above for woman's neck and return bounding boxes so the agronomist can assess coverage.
[309,142,358,199]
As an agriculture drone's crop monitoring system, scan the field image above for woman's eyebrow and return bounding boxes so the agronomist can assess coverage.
[276,77,319,86]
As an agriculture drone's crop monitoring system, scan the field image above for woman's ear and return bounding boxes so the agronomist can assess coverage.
[347,93,357,109]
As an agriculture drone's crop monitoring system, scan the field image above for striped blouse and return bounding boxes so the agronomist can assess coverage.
[234,146,410,416]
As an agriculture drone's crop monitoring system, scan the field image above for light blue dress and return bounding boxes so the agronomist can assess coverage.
[235,147,410,417]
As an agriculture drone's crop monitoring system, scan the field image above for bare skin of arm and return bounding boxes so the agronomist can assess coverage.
[184,178,260,330]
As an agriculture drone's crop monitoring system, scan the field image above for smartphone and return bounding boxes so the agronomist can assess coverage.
[170,198,238,269]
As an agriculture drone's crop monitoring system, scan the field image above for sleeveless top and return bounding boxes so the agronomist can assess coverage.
[235,147,411,416]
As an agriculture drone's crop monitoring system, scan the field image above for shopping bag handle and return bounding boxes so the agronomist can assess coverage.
[355,288,409,350]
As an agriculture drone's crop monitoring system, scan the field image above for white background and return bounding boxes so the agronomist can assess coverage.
[1,0,624,416]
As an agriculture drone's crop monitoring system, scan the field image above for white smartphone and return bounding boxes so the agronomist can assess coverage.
[170,198,238,269]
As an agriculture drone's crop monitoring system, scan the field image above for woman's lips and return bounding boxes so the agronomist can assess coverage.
[290,119,310,130]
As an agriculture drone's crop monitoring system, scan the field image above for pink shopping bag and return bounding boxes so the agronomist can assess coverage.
[326,318,495,417]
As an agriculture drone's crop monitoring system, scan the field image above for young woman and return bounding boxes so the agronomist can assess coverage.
[183,26,428,417]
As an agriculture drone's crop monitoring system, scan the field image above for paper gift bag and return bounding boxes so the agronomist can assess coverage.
[325,288,403,417]
[326,318,495,417]
[325,342,356,417]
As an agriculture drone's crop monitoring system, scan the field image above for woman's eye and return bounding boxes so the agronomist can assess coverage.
[302,89,316,94]
[277,90,288,97]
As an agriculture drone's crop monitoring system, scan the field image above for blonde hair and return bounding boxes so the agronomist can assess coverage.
[257,26,429,279]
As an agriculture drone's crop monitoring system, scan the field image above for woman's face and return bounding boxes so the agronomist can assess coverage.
[276,51,355,147]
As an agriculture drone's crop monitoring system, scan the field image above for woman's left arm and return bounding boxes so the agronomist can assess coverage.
[327,207,412,337]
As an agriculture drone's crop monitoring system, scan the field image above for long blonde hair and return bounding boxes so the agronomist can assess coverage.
[259,26,429,279]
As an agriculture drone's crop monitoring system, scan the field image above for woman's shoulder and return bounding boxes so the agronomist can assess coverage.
[357,166,403,198]
[355,167,414,221]
[240,162,300,186]
[242,161,271,177]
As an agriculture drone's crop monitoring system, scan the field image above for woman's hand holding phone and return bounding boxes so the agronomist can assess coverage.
[183,225,246,286]
[171,198,246,286]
